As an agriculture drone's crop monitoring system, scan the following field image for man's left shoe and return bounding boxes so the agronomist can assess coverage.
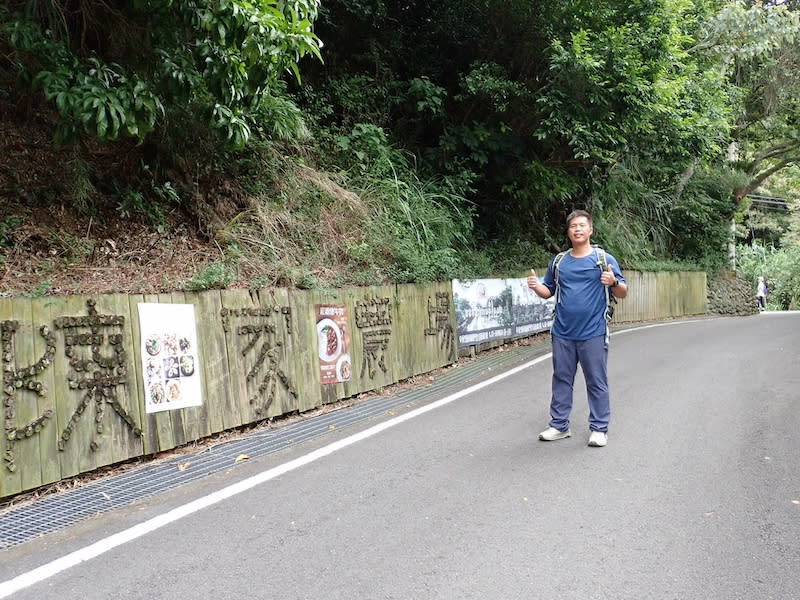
[588,431,607,447]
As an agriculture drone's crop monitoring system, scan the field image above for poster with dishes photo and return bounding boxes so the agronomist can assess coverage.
[138,303,203,413]
[315,304,352,385]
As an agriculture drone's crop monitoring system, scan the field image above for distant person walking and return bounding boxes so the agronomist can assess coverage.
[527,210,627,447]
[757,276,768,310]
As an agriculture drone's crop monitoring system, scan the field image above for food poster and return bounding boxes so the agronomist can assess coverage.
[316,304,352,384]
[138,303,203,413]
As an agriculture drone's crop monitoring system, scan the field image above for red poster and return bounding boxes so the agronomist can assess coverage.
[316,304,352,384]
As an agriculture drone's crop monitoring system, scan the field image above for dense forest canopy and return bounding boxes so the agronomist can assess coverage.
[1,0,799,305]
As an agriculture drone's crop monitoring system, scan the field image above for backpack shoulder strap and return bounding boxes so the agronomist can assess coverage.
[593,245,618,321]
[552,251,568,304]
[552,251,568,281]
[593,244,607,270]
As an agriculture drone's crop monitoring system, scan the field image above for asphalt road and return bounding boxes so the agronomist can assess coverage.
[1,314,799,600]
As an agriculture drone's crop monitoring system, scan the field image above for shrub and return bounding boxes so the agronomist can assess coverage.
[185,262,238,291]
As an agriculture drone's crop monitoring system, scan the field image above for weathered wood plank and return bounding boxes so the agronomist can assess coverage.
[158,292,187,449]
[215,290,261,427]
[391,284,417,382]
[128,294,159,455]
[42,295,73,483]
[10,299,43,492]
[350,285,396,392]
[393,282,457,381]
[330,286,364,402]
[159,293,188,449]
[177,291,213,444]
[0,297,23,497]
[286,288,325,411]
[77,295,121,473]
[99,293,145,466]
[190,290,229,434]
[30,296,60,488]
[252,287,299,420]
[308,288,344,407]
[50,296,98,478]
[140,294,176,453]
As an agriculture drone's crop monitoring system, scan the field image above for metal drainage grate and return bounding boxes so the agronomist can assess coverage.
[0,341,548,551]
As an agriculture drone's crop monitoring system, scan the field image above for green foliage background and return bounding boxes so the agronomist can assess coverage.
[2,0,799,306]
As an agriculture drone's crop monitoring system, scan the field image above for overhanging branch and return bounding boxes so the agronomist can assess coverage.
[735,156,800,200]
[746,140,800,173]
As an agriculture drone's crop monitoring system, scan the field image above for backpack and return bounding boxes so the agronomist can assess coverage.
[552,245,617,322]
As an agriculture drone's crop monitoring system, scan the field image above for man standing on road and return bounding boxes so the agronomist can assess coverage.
[527,210,627,447]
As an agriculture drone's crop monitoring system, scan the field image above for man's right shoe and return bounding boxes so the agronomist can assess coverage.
[587,430,608,447]
[538,426,571,441]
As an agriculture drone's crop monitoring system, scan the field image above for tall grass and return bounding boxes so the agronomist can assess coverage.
[360,160,475,283]
[590,159,670,262]
[217,141,478,288]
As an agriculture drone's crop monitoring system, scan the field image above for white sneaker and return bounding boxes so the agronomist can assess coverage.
[588,431,607,447]
[538,427,571,441]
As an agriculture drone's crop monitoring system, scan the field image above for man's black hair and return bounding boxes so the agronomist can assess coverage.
[566,209,592,226]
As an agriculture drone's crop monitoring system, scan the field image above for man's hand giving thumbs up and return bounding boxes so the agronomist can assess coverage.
[600,264,617,287]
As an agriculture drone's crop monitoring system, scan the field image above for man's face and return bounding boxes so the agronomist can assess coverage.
[567,216,593,244]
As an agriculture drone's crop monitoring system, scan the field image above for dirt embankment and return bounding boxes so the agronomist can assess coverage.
[1,94,224,298]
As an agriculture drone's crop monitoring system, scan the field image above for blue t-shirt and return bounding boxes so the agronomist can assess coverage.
[541,249,625,341]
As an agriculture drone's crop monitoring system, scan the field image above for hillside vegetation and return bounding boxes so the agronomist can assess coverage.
[1,1,800,304]
[0,97,479,295]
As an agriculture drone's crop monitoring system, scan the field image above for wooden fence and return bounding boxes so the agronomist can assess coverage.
[613,271,707,322]
[523,269,707,323]
[0,273,706,499]
[0,283,456,498]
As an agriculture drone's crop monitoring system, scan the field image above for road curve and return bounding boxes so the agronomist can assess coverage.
[1,314,798,600]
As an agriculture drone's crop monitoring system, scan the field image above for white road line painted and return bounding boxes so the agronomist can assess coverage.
[0,316,711,597]
[0,353,552,597]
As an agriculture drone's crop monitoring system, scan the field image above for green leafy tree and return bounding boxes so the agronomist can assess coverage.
[701,1,800,202]
[2,0,322,147]
[308,2,742,251]
[682,1,800,268]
